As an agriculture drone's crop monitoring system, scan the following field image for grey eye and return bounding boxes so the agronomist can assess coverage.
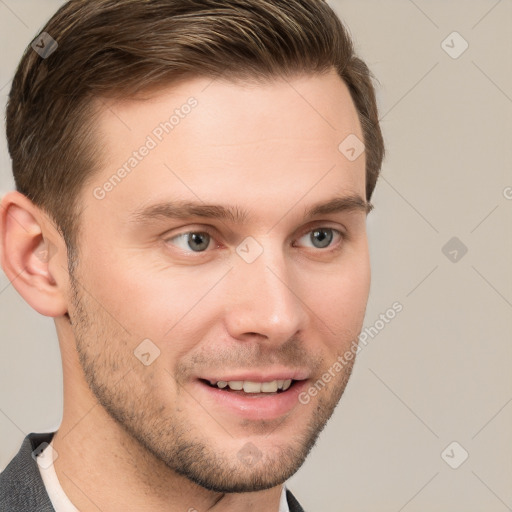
[168,232,212,252]
[297,228,339,249]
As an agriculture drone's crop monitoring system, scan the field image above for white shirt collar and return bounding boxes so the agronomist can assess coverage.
[36,441,79,512]
[279,483,291,512]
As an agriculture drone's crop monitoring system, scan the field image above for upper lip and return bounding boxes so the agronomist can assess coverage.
[199,369,310,383]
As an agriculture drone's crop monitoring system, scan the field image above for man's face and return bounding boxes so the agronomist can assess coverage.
[69,70,370,492]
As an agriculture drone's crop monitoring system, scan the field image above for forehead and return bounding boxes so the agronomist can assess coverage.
[83,71,366,224]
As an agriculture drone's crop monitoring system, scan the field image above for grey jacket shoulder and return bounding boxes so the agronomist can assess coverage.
[0,432,56,512]
[0,432,305,512]
[286,488,306,512]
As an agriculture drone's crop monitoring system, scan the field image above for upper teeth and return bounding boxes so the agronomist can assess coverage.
[214,379,292,393]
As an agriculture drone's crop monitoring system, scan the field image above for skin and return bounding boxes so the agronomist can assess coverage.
[0,69,371,511]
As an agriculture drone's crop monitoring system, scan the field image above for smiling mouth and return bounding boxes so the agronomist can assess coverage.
[200,378,298,395]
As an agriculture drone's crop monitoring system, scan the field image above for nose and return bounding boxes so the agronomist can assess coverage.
[222,242,309,345]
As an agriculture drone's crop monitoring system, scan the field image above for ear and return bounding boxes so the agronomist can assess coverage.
[0,191,69,317]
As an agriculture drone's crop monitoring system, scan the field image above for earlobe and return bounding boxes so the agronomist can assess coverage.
[0,191,69,317]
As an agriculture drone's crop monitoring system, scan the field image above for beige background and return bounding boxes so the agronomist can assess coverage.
[1,1,511,511]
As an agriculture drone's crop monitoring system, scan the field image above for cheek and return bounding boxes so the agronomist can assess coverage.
[83,255,223,353]
[305,250,370,344]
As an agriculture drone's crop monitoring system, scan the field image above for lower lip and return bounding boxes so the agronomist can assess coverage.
[193,380,309,421]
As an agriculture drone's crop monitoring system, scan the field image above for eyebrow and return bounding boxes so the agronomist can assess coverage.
[129,194,372,225]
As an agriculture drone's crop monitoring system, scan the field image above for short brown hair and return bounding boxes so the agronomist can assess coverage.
[6,0,384,255]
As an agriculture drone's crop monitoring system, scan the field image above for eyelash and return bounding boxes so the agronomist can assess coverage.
[163,225,347,256]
